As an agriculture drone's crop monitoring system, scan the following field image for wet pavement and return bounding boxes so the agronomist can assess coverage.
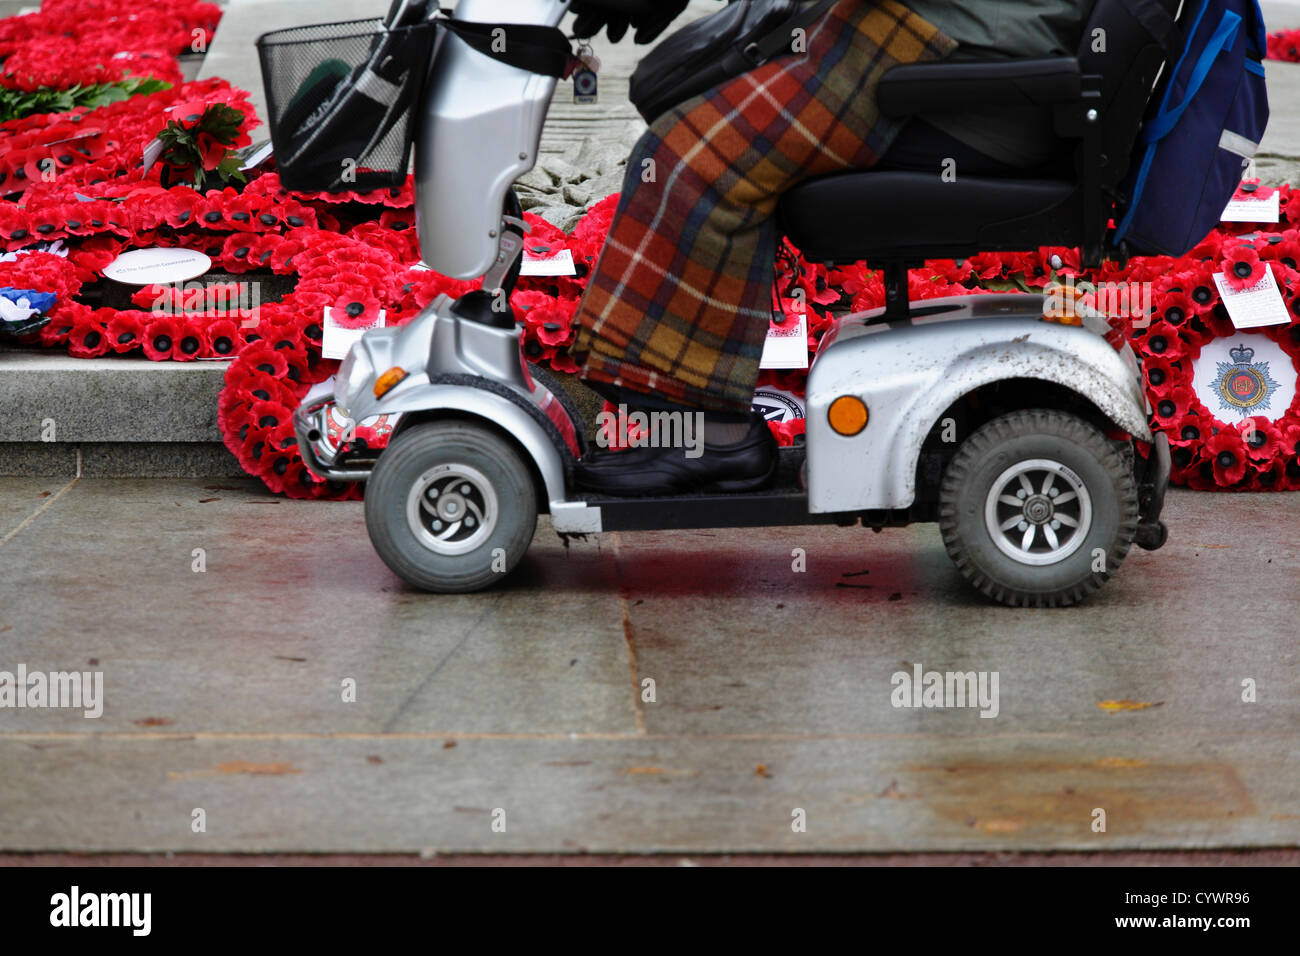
[0,479,1296,853]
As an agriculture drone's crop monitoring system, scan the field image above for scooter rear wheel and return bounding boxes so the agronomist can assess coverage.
[365,420,537,592]
[938,409,1138,608]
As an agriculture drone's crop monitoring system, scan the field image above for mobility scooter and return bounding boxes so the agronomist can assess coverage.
[280,0,1174,606]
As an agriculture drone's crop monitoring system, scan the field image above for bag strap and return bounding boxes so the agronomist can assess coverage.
[1120,0,1185,64]
[741,0,838,67]
[1140,9,1242,143]
[441,19,575,78]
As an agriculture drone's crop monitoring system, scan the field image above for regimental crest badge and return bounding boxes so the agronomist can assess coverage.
[1214,343,1280,417]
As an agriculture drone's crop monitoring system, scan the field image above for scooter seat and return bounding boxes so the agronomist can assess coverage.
[778,169,1077,263]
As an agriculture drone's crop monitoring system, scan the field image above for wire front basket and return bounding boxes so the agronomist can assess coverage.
[257,17,438,192]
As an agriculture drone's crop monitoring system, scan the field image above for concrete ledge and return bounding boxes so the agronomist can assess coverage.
[0,442,242,477]
[0,350,229,443]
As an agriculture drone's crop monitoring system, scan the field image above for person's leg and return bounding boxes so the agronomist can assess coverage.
[569,0,958,419]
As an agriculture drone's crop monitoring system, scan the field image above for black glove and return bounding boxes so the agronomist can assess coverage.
[571,0,691,45]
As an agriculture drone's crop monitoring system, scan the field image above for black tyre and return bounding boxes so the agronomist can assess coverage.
[365,421,537,592]
[938,410,1138,607]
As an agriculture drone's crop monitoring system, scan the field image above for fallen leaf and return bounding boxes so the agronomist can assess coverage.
[37,491,51,498]
[215,760,300,775]
[133,717,173,727]
[366,755,383,764]
[167,760,302,780]
[1097,699,1163,712]
[980,819,1022,833]
[756,764,772,778]
[443,740,456,749]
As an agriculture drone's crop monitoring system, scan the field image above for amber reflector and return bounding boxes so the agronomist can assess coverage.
[374,366,408,398]
[828,395,868,436]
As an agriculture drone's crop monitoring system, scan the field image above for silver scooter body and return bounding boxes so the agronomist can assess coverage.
[293,0,1164,572]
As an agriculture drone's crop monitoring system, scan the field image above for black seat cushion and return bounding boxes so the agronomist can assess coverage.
[777,169,1079,263]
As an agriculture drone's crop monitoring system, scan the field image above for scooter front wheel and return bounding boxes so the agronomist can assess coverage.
[365,421,538,592]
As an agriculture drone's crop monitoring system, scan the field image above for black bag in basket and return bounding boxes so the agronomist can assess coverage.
[629,0,835,124]
[258,0,436,191]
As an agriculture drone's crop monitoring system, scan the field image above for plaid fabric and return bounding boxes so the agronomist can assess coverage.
[569,0,958,413]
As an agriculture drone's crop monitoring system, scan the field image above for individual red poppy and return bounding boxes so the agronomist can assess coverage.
[1185,269,1221,315]
[1156,289,1195,326]
[142,314,180,361]
[277,345,311,385]
[106,311,146,353]
[1142,353,1177,395]
[206,318,240,358]
[1238,416,1281,462]
[329,293,382,330]
[1223,242,1265,290]
[268,238,307,273]
[234,423,275,473]
[172,316,208,361]
[38,316,75,347]
[219,232,257,272]
[1168,408,1210,447]
[156,188,205,229]
[67,315,110,358]
[236,342,290,381]
[1136,320,1188,362]
[1206,427,1248,485]
[247,399,289,433]
[1249,457,1288,491]
[1151,384,1197,427]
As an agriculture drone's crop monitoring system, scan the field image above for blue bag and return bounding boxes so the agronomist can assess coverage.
[1113,0,1270,257]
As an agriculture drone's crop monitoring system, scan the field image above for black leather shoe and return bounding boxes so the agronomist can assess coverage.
[574,413,777,496]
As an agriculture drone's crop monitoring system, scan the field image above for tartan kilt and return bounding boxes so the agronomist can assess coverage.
[568,0,958,414]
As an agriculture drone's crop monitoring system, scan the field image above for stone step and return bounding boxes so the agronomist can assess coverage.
[0,349,241,477]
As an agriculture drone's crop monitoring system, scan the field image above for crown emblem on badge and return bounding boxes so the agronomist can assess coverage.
[1229,344,1255,364]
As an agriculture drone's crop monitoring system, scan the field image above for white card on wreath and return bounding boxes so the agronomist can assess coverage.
[760,310,809,370]
[1221,190,1280,223]
[1212,269,1290,329]
[520,247,576,276]
[322,306,386,360]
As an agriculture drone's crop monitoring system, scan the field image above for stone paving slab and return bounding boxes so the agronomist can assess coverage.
[2,733,1294,853]
[0,478,1296,852]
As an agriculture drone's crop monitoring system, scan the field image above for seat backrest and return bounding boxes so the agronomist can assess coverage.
[1074,0,1185,192]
